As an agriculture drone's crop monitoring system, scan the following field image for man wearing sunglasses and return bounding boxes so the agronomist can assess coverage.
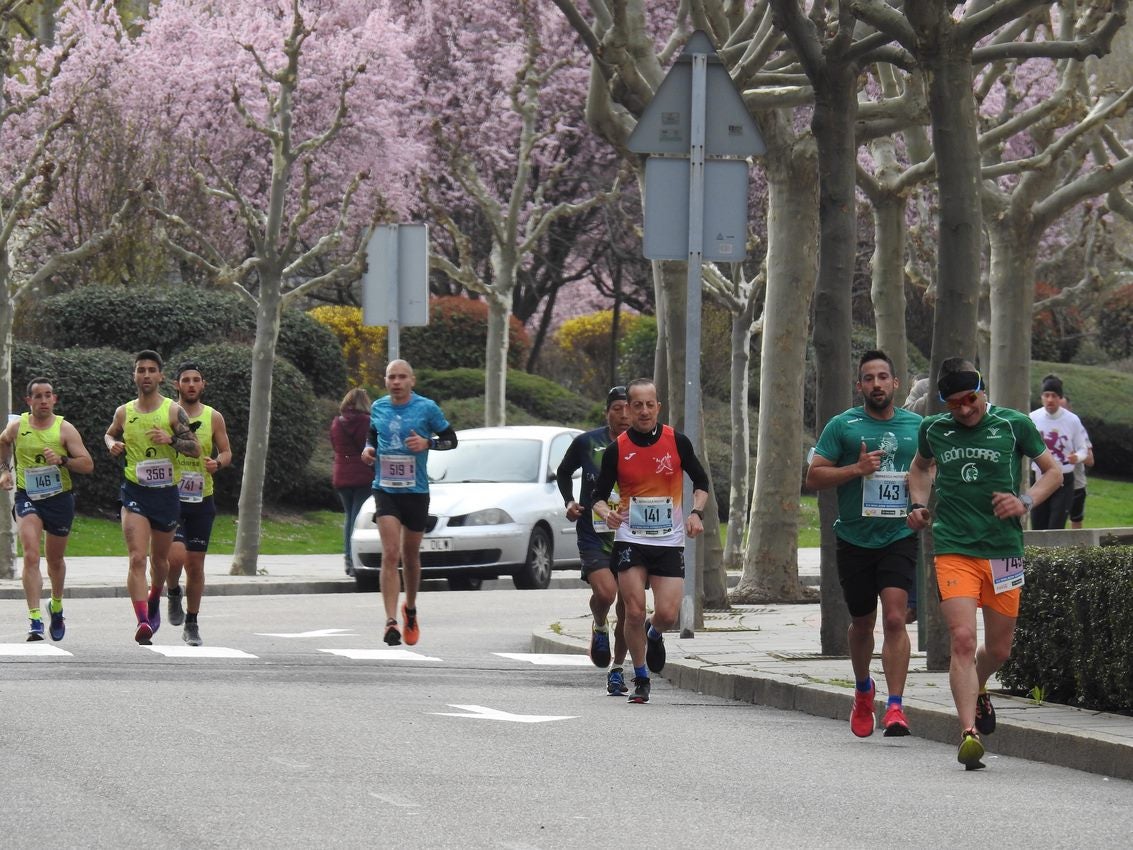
[906,358,1062,770]
[807,350,922,739]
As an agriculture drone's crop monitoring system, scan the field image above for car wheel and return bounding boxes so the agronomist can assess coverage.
[447,576,483,591]
[354,572,380,593]
[513,526,552,590]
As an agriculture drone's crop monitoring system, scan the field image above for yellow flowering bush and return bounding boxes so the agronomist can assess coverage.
[309,305,386,389]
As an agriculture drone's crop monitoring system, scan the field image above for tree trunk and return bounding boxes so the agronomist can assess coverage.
[812,63,859,655]
[986,220,1038,412]
[231,277,283,576]
[722,299,755,570]
[732,130,818,603]
[484,289,511,427]
[871,192,911,386]
[0,271,16,577]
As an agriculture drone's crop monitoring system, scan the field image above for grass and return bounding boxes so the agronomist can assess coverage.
[63,510,345,557]
[38,474,1133,558]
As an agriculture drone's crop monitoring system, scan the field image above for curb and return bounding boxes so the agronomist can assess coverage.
[531,626,1133,782]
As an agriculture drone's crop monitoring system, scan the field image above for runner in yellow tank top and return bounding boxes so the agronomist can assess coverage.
[105,350,200,645]
[165,361,232,646]
[0,378,94,641]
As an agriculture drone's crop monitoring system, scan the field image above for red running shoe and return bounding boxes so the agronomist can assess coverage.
[850,681,876,738]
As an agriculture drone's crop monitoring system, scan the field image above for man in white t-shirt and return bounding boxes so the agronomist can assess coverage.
[1029,375,1090,530]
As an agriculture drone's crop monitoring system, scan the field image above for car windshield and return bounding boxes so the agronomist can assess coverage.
[429,438,543,484]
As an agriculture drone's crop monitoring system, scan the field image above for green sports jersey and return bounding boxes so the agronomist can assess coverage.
[813,406,921,548]
[917,404,1047,558]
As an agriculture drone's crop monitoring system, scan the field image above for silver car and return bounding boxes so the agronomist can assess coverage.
[350,426,583,591]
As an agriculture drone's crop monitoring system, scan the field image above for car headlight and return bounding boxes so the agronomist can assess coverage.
[448,508,514,527]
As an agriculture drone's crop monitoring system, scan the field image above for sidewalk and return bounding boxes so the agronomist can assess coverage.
[532,549,1133,782]
[3,550,1129,781]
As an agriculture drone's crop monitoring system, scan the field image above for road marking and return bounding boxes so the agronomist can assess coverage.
[255,629,358,638]
[145,646,258,658]
[0,643,72,656]
[368,792,419,808]
[433,704,578,723]
[494,653,592,666]
[320,649,442,661]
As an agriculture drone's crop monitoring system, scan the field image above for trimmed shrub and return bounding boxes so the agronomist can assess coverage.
[554,309,653,398]
[999,545,1133,714]
[618,313,657,382]
[29,285,347,399]
[171,342,318,509]
[278,310,347,399]
[410,367,592,425]
[400,296,529,370]
[12,344,136,514]
[308,305,387,388]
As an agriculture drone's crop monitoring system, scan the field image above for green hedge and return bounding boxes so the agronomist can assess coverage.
[411,368,593,424]
[398,296,530,370]
[26,285,346,399]
[998,545,1133,714]
[12,341,318,513]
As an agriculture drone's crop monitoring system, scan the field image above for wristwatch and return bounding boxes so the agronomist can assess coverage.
[910,502,926,511]
[1018,493,1034,511]
[690,508,704,519]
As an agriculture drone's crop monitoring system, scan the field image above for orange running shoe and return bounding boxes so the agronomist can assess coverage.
[850,680,876,737]
[402,602,420,646]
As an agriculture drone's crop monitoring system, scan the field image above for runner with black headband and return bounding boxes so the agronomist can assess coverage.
[907,358,1062,770]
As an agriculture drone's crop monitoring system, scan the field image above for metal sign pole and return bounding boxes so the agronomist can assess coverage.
[680,51,707,639]
[386,224,400,362]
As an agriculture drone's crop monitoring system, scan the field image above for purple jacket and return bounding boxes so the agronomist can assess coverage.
[330,410,373,489]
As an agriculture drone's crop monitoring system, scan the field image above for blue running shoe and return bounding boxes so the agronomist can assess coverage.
[589,628,611,668]
[27,618,45,642]
[147,593,161,634]
[48,607,65,641]
[645,620,666,673]
[606,667,628,695]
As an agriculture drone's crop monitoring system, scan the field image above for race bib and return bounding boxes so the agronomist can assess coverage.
[379,454,416,489]
[24,464,63,501]
[990,556,1025,594]
[178,471,205,503]
[628,495,674,537]
[135,458,175,487]
[861,470,909,518]
[592,490,620,533]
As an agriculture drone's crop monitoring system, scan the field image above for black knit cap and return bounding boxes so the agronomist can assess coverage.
[1041,374,1064,397]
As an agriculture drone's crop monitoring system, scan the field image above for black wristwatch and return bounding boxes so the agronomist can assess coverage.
[910,502,926,511]
[691,508,704,519]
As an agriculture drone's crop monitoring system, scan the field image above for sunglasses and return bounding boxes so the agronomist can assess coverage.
[944,391,981,410]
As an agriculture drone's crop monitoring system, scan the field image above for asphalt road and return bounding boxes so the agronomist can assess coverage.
[2,589,1130,849]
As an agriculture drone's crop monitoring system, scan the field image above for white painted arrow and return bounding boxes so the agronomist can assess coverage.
[432,704,578,724]
[254,629,357,638]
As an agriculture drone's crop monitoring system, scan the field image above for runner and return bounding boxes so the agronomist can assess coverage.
[360,359,457,646]
[1028,375,1090,530]
[556,385,633,694]
[165,362,232,646]
[0,378,94,641]
[806,350,921,737]
[590,378,710,705]
[105,350,200,645]
[1060,395,1094,530]
[907,358,1061,769]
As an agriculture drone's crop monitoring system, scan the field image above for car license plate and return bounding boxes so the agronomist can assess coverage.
[421,538,452,551]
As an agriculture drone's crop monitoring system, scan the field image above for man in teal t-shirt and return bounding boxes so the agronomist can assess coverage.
[807,350,920,739]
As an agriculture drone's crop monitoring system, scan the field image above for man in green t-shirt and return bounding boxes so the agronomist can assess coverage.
[808,350,921,739]
[907,357,1061,770]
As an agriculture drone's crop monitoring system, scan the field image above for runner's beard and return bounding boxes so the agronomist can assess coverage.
[863,391,893,413]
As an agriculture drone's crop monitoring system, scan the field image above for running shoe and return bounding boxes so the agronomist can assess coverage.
[48,606,65,641]
[975,692,997,735]
[147,593,161,634]
[182,622,202,647]
[135,621,154,645]
[957,729,986,770]
[607,667,628,695]
[850,680,876,738]
[167,586,185,627]
[628,676,651,704]
[383,620,402,646]
[401,602,419,646]
[589,628,611,668]
[882,704,911,737]
[27,618,45,642]
[645,620,666,673]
